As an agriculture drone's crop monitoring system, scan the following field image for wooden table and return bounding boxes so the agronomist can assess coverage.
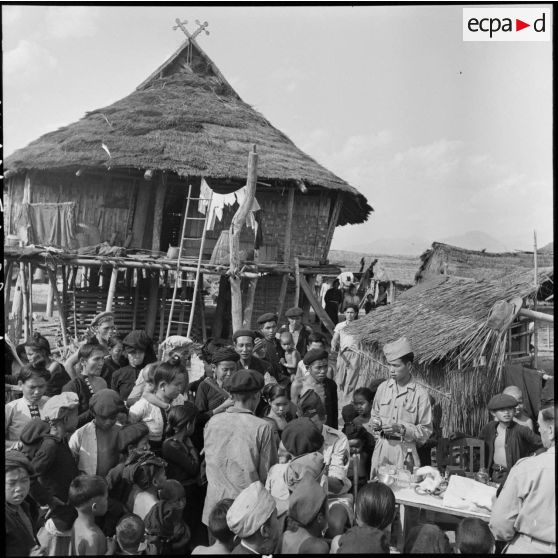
[393,485,490,550]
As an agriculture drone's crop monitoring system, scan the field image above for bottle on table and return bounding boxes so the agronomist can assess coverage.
[403,448,415,474]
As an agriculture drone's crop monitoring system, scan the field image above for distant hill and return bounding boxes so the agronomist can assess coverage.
[438,231,508,252]
[346,237,429,256]
[539,241,553,253]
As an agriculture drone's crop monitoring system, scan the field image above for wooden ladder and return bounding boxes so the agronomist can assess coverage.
[166,184,213,339]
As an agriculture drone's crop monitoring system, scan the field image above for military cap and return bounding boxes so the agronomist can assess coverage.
[42,392,79,422]
[89,388,124,417]
[257,312,278,325]
[337,525,390,554]
[488,393,519,411]
[298,389,326,419]
[117,422,150,453]
[281,417,324,456]
[285,453,326,491]
[288,473,327,525]
[226,481,276,538]
[228,369,264,393]
[383,336,413,362]
[303,348,329,366]
[232,329,256,341]
[211,347,240,364]
[285,307,304,318]
[90,311,114,328]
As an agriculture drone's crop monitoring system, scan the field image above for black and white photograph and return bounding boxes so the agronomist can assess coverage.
[2,4,554,556]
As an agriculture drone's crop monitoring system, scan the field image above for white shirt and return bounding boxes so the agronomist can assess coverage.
[129,394,185,441]
[69,421,99,475]
[5,396,49,449]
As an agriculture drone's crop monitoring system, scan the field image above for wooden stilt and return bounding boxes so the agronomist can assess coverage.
[4,260,14,308]
[302,274,315,322]
[242,276,259,328]
[11,271,23,342]
[294,257,301,308]
[46,280,54,317]
[277,274,289,323]
[21,263,30,342]
[132,269,140,330]
[212,276,229,339]
[28,262,34,336]
[105,267,119,312]
[46,268,69,352]
[145,273,159,338]
[199,278,207,342]
[159,271,169,341]
[299,275,335,335]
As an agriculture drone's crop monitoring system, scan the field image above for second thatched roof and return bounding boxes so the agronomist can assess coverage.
[345,267,553,366]
[5,38,371,226]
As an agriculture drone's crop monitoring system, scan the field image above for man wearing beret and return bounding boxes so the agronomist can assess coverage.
[297,348,338,429]
[232,329,274,382]
[253,313,284,382]
[298,389,353,537]
[479,392,543,484]
[278,307,313,358]
[202,370,278,530]
[226,481,280,554]
[369,337,433,479]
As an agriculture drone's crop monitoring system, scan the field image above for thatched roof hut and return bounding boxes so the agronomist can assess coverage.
[4,32,372,344]
[337,267,553,437]
[416,242,553,283]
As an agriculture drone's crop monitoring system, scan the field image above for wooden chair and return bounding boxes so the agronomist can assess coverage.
[445,438,485,478]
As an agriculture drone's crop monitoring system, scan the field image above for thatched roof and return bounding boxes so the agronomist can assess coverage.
[5,38,371,226]
[345,267,553,366]
[416,242,553,283]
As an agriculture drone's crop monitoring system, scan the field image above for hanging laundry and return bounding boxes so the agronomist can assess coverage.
[198,178,213,214]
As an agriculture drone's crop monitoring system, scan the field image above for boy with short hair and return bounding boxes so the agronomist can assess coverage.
[455,517,495,554]
[503,385,534,430]
[192,498,236,555]
[68,475,113,555]
[479,393,543,483]
[114,513,156,555]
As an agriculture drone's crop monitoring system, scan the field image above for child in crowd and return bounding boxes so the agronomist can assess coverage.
[192,498,236,555]
[24,332,71,396]
[5,361,50,449]
[479,393,542,483]
[112,330,156,402]
[403,523,452,553]
[278,331,301,379]
[21,393,80,555]
[503,385,534,430]
[129,361,187,454]
[261,383,296,442]
[5,450,44,557]
[455,517,495,554]
[68,475,113,555]
[114,513,156,555]
[63,343,108,427]
[101,336,125,387]
[69,389,124,476]
[144,479,190,554]
[352,387,375,428]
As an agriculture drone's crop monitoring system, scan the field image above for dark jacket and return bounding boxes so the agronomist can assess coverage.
[62,377,94,426]
[46,362,71,397]
[5,500,39,557]
[479,420,543,470]
[323,377,339,430]
[161,436,201,486]
[253,337,283,380]
[111,365,142,402]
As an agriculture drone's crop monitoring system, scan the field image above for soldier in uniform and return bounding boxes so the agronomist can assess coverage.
[298,390,353,537]
[369,337,433,479]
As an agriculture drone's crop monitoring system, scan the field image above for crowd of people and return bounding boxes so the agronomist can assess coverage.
[4,305,556,555]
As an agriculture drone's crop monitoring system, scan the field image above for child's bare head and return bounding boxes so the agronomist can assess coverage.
[68,475,108,516]
[280,331,294,350]
[456,517,495,554]
[116,514,145,551]
[208,498,235,548]
[158,479,186,510]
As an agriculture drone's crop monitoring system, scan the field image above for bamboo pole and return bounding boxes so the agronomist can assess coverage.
[46,268,69,351]
[132,269,140,330]
[276,274,289,323]
[230,145,258,332]
[517,308,553,323]
[28,263,34,337]
[159,271,168,341]
[145,273,159,338]
[294,257,301,308]
[20,263,30,341]
[4,260,14,308]
[105,267,119,312]
[45,281,54,317]
[532,231,538,368]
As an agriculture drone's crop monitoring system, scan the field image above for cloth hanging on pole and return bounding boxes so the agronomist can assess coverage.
[18,202,78,248]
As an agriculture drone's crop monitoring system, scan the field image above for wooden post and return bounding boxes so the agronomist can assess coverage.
[302,274,315,323]
[4,260,14,308]
[151,172,169,253]
[533,231,538,368]
[132,269,141,330]
[27,263,34,336]
[212,275,230,339]
[46,268,69,351]
[198,278,207,342]
[229,145,258,332]
[276,274,289,323]
[283,187,295,264]
[105,267,119,312]
[299,275,335,335]
[145,272,160,338]
[159,271,169,341]
[20,263,30,341]
[242,276,259,328]
[11,270,23,341]
[294,257,301,308]
[45,280,54,317]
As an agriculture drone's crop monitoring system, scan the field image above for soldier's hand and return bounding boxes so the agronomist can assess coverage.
[382,423,401,435]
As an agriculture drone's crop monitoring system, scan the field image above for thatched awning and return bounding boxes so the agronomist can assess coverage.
[416,242,554,282]
[345,267,553,365]
[5,39,372,226]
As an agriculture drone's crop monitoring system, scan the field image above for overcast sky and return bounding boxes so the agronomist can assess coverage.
[3,5,553,252]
